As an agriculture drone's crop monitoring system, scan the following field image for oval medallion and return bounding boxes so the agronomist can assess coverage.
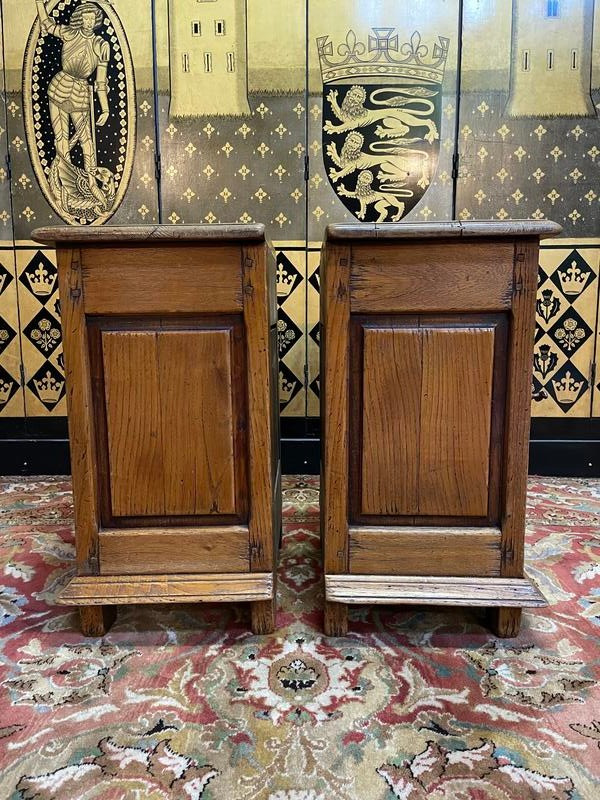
[23,0,136,225]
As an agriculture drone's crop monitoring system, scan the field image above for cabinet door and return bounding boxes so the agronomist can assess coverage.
[90,316,248,527]
[352,315,507,524]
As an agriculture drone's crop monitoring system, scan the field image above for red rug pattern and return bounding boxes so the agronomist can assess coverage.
[0,475,599,798]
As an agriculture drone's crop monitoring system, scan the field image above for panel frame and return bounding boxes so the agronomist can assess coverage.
[349,312,509,526]
[88,313,249,528]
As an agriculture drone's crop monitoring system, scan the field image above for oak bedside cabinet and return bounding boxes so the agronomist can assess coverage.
[321,220,561,638]
[32,225,281,636]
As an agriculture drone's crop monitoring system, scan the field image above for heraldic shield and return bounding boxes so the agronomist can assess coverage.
[317,28,449,223]
[23,0,136,226]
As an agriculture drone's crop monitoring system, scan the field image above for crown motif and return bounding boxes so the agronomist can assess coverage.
[317,28,449,85]
[279,371,297,403]
[277,263,295,298]
[34,370,64,404]
[25,263,57,297]
[552,371,584,405]
[0,378,14,405]
[558,261,587,297]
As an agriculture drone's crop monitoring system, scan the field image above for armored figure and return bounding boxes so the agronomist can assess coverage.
[35,1,115,222]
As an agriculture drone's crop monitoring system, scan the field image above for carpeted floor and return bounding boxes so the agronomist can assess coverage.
[0,475,599,799]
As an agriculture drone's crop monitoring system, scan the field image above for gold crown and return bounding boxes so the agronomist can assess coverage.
[25,263,57,297]
[0,378,14,405]
[277,264,295,298]
[34,370,64,404]
[558,261,587,297]
[317,28,449,85]
[552,371,584,405]
[279,371,297,403]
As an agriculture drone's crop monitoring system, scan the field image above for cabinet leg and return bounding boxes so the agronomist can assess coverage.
[491,607,522,638]
[324,601,348,637]
[79,605,116,637]
[251,599,275,634]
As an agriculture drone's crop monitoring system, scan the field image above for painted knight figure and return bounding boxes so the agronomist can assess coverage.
[23,0,136,225]
[317,28,449,223]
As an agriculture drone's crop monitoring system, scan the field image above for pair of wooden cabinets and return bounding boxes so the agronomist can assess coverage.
[35,220,558,639]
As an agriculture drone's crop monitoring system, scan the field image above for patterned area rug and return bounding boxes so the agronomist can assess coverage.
[0,475,599,799]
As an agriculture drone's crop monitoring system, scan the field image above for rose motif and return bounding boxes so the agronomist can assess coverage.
[465,641,594,708]
[4,639,137,706]
[17,737,217,800]
[378,740,574,800]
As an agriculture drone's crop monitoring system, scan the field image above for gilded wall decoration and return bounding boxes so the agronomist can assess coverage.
[23,0,137,225]
[318,29,448,222]
[532,242,599,417]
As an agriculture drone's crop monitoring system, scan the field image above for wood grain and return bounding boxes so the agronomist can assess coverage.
[321,244,351,575]
[58,572,274,605]
[81,246,243,314]
[491,607,523,638]
[361,326,421,515]
[349,527,501,576]
[102,329,236,517]
[419,326,495,517]
[324,601,348,637]
[98,526,249,575]
[350,242,514,313]
[243,244,276,572]
[79,605,116,637]
[325,220,562,240]
[251,599,276,634]
[33,223,266,244]
[56,247,99,575]
[325,574,547,607]
[501,240,539,578]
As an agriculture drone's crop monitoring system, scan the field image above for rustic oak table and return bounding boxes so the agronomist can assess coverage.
[320,220,561,637]
[32,224,281,636]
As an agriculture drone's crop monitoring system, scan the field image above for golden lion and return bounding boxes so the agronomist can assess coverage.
[324,85,439,144]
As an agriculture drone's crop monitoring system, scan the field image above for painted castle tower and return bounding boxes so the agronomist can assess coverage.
[506,0,596,117]
[168,0,250,117]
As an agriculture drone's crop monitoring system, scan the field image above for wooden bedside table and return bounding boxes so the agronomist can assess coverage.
[320,220,561,637]
[32,225,281,636]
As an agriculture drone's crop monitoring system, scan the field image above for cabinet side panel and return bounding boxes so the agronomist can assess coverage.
[419,326,495,516]
[361,327,421,515]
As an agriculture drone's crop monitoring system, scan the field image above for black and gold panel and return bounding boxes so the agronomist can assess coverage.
[15,247,65,416]
[0,6,24,417]
[533,243,599,418]
[277,249,307,417]
[307,0,460,240]
[4,0,159,240]
[155,0,306,238]
[457,0,600,236]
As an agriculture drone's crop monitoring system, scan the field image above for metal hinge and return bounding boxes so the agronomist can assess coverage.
[451,151,460,180]
[19,363,25,384]
[303,363,309,390]
[304,154,310,182]
[5,153,12,181]
[154,151,161,182]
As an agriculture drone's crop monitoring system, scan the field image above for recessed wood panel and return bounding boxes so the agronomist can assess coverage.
[99,526,249,575]
[361,327,421,515]
[349,527,501,576]
[81,246,243,314]
[102,328,237,518]
[419,326,495,516]
[350,242,513,313]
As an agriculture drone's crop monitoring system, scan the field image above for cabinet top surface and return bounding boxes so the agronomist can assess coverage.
[32,223,267,246]
[326,220,562,242]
